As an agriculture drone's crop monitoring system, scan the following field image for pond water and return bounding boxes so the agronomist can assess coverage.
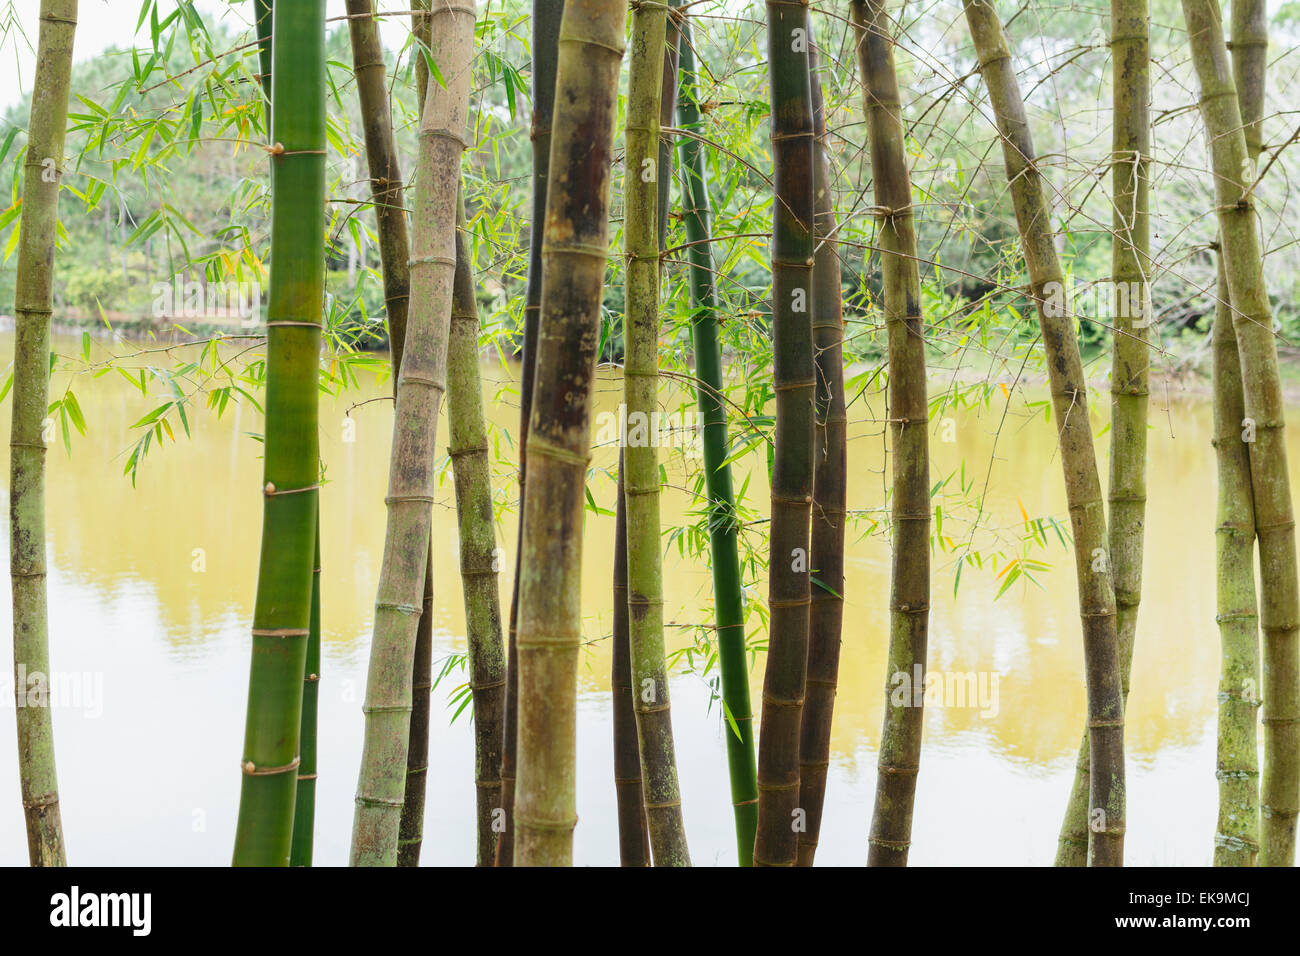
[0,330,1260,865]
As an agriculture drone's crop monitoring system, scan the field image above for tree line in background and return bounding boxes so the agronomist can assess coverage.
[4,0,1300,866]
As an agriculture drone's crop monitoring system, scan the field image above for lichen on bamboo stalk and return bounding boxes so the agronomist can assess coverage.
[675,8,759,866]
[754,0,816,868]
[851,0,932,868]
[232,0,325,867]
[1182,0,1300,867]
[1055,0,1152,866]
[796,28,847,868]
[497,0,564,867]
[448,192,507,866]
[10,0,78,868]
[513,0,626,867]
[622,0,690,867]
[962,0,1126,866]
[350,0,475,867]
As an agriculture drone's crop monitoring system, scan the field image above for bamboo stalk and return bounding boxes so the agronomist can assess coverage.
[448,191,508,866]
[613,454,652,866]
[290,530,321,866]
[851,0,932,868]
[795,28,848,869]
[1208,0,1267,869]
[962,0,1126,866]
[754,0,816,868]
[497,0,564,867]
[1183,0,1300,867]
[1055,0,1152,866]
[9,0,77,868]
[675,10,759,864]
[1212,244,1261,866]
[350,0,475,867]
[233,0,325,866]
[513,0,626,867]
[622,0,690,867]
[392,0,437,870]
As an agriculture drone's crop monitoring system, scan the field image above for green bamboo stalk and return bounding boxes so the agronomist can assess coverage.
[1054,0,1152,866]
[233,0,325,867]
[290,530,321,866]
[9,0,77,868]
[498,0,564,867]
[1183,0,1300,867]
[794,28,847,869]
[675,11,759,865]
[962,0,1126,866]
[622,0,690,867]
[1212,244,1261,866]
[851,0,932,868]
[613,454,652,866]
[754,0,815,868]
[448,191,508,866]
[513,0,626,867]
[1208,0,1267,869]
[350,0,475,867]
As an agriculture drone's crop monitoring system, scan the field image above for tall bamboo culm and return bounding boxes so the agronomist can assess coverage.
[350,0,475,866]
[394,0,439,869]
[962,0,1125,866]
[513,0,626,866]
[754,0,815,868]
[613,456,652,866]
[675,10,760,865]
[448,193,508,866]
[1208,0,1267,868]
[795,31,847,868]
[233,0,325,866]
[851,0,932,868]
[498,0,564,867]
[622,0,691,866]
[1229,0,1277,868]
[1183,0,1300,867]
[1054,0,1151,866]
[9,0,77,868]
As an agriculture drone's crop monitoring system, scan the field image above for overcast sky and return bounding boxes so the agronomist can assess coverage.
[0,0,418,113]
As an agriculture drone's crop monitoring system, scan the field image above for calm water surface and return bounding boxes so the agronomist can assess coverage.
[0,331,1257,865]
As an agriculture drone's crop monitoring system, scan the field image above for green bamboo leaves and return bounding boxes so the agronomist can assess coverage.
[675,10,759,866]
[962,0,1126,866]
[10,0,77,868]
[513,0,627,866]
[350,1,475,867]
[755,0,816,868]
[1183,0,1300,867]
[852,0,932,868]
[622,0,690,867]
[233,0,325,867]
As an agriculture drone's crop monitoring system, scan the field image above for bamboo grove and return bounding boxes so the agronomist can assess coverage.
[4,0,1300,869]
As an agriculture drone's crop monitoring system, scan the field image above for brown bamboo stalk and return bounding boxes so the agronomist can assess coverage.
[962,0,1126,866]
[851,0,933,868]
[796,29,847,868]
[512,0,626,866]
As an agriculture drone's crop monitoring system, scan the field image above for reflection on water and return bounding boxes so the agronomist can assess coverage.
[0,331,1255,864]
